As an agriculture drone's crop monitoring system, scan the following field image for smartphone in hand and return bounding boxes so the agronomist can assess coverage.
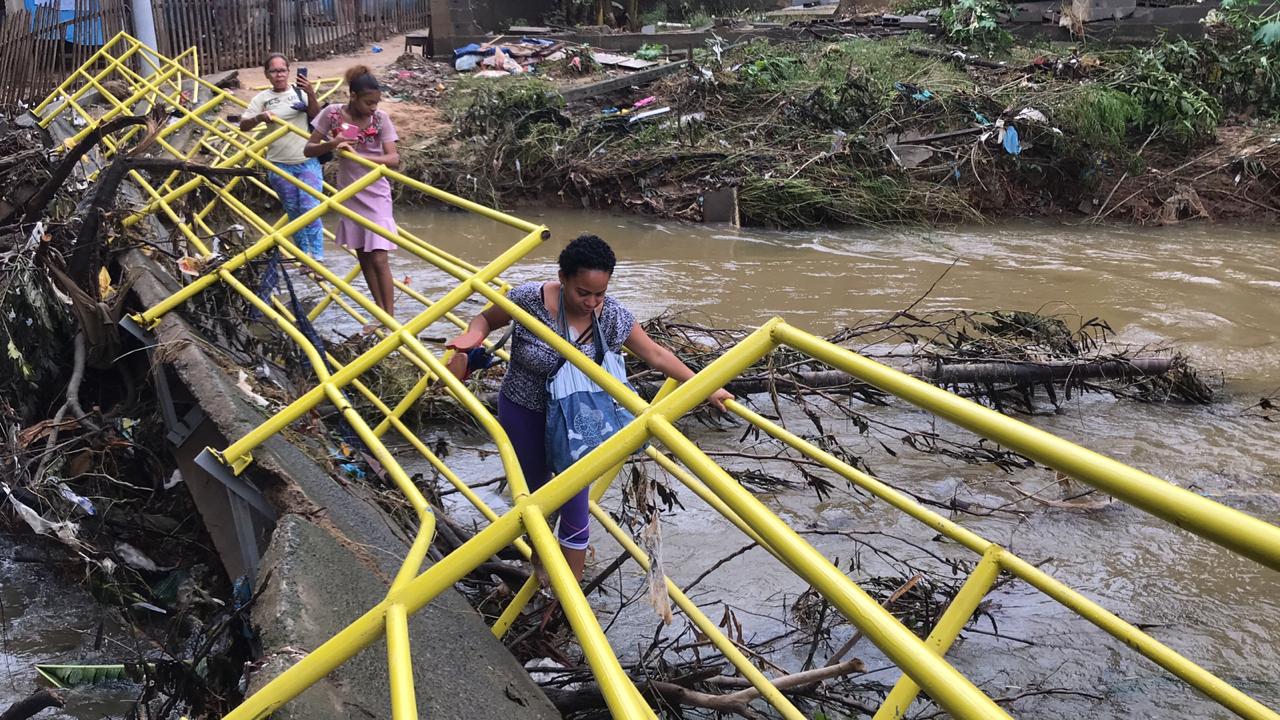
[297,67,308,79]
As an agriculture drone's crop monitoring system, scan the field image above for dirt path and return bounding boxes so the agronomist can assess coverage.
[228,34,447,140]
[227,34,413,87]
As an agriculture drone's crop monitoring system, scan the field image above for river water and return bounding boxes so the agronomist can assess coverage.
[6,209,1277,718]
[360,209,1280,719]
[1,535,139,718]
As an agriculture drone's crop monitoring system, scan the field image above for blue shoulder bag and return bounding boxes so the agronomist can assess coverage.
[545,288,639,474]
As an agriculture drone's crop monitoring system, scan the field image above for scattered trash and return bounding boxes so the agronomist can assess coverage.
[591,51,657,70]
[628,106,671,124]
[371,45,383,53]
[454,38,573,76]
[115,541,164,572]
[680,111,707,128]
[3,482,79,546]
[177,255,212,276]
[887,141,935,169]
[830,129,847,154]
[130,600,168,615]
[1003,125,1022,155]
[236,370,270,407]
[894,81,935,103]
[383,53,451,103]
[1015,107,1048,123]
[57,482,95,515]
[481,48,523,75]
[339,462,367,480]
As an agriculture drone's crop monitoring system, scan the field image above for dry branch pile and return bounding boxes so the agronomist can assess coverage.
[0,111,259,718]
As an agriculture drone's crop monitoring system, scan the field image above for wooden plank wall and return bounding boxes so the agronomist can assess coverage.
[0,0,429,102]
[0,0,129,106]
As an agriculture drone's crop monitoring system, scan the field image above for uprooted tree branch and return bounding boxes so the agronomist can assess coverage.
[1,110,264,718]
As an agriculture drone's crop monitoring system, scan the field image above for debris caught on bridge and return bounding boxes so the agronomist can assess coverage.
[0,112,255,719]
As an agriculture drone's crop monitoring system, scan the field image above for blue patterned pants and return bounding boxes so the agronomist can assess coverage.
[267,157,325,260]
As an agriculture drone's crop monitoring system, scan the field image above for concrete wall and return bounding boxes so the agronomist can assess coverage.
[120,249,560,720]
[479,0,558,29]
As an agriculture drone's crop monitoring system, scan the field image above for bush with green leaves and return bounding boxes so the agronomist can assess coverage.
[445,76,564,140]
[1121,45,1222,146]
[1109,4,1280,145]
[940,0,1014,57]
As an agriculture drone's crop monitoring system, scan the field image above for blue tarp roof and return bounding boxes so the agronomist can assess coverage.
[24,0,104,44]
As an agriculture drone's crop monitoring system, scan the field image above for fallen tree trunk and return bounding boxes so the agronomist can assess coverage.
[908,45,1010,70]
[464,356,1177,406]
[636,357,1175,397]
[18,114,148,227]
[906,357,1175,385]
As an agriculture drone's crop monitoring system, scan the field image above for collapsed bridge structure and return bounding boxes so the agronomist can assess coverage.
[29,32,1280,720]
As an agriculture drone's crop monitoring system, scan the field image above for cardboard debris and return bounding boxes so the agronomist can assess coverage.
[591,51,657,69]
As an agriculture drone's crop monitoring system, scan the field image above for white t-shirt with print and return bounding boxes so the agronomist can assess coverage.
[244,88,310,165]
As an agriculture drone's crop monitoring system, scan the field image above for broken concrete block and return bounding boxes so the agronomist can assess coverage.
[1010,1,1055,22]
[1070,0,1135,23]
[702,186,740,227]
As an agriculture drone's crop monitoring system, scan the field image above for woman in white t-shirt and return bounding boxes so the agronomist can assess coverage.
[240,53,325,259]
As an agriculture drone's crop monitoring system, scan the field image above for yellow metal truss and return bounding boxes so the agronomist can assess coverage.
[35,33,1280,720]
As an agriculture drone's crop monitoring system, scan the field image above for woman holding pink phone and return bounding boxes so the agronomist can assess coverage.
[305,65,400,325]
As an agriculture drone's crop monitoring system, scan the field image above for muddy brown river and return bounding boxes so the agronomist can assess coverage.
[6,210,1278,718]
[378,209,1280,719]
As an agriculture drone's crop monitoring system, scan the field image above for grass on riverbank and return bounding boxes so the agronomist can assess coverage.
[398,14,1280,228]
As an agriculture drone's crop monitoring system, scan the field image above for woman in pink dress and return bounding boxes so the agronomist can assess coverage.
[305,65,400,322]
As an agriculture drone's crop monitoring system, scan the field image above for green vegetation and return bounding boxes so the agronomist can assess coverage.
[1119,45,1223,146]
[940,0,1014,56]
[405,24,1280,228]
[1105,2,1280,146]
[890,0,940,15]
[1052,86,1142,151]
[444,75,563,140]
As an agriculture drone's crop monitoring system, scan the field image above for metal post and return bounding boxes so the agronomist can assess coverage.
[130,0,159,77]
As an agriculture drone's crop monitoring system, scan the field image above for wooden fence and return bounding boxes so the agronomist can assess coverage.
[0,0,130,106]
[0,0,429,103]
[149,0,430,73]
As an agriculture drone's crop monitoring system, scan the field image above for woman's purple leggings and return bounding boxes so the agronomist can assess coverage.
[498,393,590,550]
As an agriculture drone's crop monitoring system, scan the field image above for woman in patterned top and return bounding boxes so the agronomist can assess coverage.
[446,235,732,582]
[304,65,399,324]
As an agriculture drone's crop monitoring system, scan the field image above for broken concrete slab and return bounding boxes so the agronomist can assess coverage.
[1072,0,1136,22]
[1011,1,1055,22]
[123,250,561,720]
[702,186,740,226]
[591,51,657,69]
[251,514,560,720]
[560,59,689,103]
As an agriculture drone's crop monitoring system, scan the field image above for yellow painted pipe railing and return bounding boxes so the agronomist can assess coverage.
[35,33,1280,720]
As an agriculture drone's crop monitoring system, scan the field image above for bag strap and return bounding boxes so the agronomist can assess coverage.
[556,284,604,365]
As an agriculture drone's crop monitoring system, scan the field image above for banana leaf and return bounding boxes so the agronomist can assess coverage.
[35,663,148,688]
